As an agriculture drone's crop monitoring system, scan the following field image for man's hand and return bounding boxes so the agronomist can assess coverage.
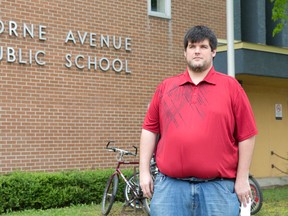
[140,171,154,199]
[235,177,252,207]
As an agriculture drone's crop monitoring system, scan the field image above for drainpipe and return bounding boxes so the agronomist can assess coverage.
[226,0,235,77]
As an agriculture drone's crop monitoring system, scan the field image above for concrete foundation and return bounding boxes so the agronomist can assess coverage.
[255,176,288,188]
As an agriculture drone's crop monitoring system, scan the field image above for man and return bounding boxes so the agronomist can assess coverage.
[139,25,257,215]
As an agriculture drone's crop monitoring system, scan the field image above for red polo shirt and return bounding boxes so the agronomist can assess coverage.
[143,67,258,178]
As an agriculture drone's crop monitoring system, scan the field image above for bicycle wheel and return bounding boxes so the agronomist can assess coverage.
[249,175,263,215]
[124,172,150,214]
[102,173,119,215]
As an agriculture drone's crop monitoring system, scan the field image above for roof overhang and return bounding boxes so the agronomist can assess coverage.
[214,40,288,79]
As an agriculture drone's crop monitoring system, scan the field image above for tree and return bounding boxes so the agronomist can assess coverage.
[271,0,288,36]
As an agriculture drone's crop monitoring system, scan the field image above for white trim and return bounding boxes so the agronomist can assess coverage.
[147,0,171,19]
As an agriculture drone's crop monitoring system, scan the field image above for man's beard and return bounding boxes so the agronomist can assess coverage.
[187,61,207,73]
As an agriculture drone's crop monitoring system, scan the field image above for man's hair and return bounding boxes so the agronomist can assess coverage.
[184,25,217,51]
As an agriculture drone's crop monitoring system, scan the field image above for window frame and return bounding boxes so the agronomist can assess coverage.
[147,0,171,19]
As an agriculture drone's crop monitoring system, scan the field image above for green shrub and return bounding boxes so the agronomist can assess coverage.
[0,169,134,214]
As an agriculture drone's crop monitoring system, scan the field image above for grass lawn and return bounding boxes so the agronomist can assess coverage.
[254,185,288,216]
[2,185,288,216]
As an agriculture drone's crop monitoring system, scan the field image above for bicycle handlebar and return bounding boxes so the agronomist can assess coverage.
[106,141,137,157]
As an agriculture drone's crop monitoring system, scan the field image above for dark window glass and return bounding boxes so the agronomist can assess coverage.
[151,0,157,11]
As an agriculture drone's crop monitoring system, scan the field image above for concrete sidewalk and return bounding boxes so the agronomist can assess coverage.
[256,176,288,188]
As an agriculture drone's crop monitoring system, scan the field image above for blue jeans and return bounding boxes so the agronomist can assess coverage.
[150,172,240,216]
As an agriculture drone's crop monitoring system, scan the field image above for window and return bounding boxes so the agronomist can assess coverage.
[148,0,171,19]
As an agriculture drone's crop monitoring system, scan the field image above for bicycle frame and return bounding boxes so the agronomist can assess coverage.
[114,160,140,199]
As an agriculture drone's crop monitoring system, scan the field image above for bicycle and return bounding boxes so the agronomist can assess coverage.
[101,141,149,215]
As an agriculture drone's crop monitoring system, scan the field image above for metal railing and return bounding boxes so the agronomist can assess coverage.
[271,151,288,175]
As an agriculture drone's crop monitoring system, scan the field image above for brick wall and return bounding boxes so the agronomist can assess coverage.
[0,0,226,173]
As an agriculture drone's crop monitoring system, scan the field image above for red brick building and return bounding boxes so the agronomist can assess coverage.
[0,0,226,172]
[1,1,288,182]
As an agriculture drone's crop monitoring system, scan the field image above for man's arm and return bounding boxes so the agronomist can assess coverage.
[139,129,157,199]
[235,136,256,206]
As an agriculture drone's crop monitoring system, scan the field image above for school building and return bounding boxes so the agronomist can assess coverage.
[1,0,287,184]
